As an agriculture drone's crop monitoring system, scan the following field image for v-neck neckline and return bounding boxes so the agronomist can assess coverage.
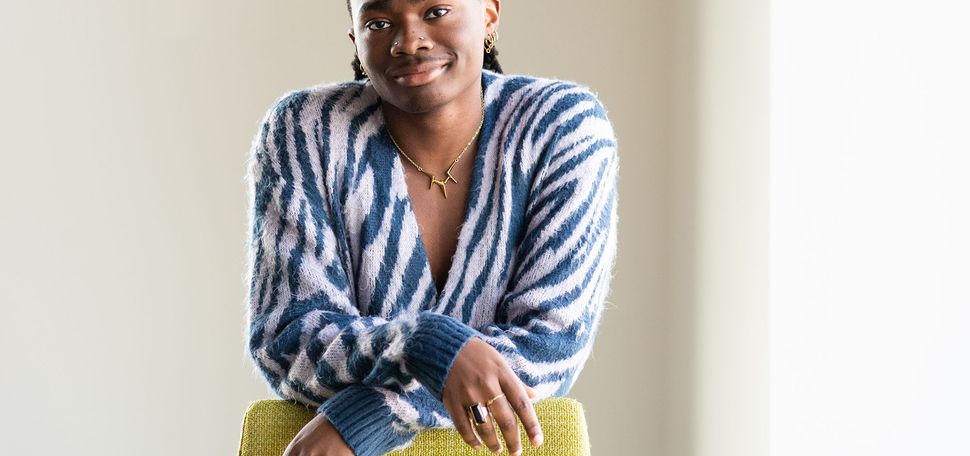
[379,78,491,308]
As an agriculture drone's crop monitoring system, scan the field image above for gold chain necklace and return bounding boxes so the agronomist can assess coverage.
[386,88,485,199]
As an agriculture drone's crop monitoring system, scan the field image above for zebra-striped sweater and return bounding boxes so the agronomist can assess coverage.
[245,69,619,456]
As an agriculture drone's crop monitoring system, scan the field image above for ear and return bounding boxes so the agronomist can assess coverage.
[348,28,356,46]
[483,0,501,34]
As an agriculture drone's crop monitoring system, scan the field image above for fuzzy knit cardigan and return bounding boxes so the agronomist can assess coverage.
[244,69,619,456]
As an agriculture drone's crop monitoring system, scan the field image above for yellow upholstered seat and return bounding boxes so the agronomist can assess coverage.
[238,397,590,456]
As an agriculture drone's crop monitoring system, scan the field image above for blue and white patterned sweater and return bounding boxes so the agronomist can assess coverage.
[245,69,619,456]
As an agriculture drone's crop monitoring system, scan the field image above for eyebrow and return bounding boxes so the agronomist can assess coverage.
[358,0,427,15]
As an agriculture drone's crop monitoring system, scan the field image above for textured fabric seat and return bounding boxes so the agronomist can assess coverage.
[238,397,590,456]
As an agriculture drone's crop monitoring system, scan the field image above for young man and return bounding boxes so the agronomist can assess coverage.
[245,1,619,455]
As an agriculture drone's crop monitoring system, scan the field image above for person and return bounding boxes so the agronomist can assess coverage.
[244,0,619,454]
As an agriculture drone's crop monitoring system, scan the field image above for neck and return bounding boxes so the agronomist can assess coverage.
[381,79,484,168]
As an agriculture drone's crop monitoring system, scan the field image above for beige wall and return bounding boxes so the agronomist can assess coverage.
[667,0,769,455]
[0,1,766,455]
[500,1,670,454]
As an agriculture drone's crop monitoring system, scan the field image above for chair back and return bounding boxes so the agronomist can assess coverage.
[238,397,591,455]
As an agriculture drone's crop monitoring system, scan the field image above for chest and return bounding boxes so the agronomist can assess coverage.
[338,132,531,321]
[402,152,475,294]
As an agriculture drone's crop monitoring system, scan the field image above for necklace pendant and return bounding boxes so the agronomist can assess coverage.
[445,170,459,185]
[429,175,449,199]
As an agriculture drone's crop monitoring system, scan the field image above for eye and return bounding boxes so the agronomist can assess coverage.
[365,20,391,31]
[425,7,450,19]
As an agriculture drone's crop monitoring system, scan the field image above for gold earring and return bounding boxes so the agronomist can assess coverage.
[484,31,498,54]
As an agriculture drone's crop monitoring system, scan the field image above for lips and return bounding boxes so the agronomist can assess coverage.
[388,61,450,87]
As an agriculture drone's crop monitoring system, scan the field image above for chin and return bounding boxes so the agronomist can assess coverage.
[396,89,450,114]
[374,65,477,114]
[375,79,453,114]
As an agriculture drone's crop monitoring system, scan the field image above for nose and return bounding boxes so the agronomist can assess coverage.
[391,23,432,56]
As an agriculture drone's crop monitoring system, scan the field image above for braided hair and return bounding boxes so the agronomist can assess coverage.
[346,0,504,81]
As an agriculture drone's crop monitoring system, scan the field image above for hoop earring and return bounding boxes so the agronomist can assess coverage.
[484,31,498,54]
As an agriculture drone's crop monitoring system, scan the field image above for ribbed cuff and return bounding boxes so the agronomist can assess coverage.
[404,311,479,400]
[317,385,414,456]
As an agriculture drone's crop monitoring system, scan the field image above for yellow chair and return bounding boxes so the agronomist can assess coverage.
[238,397,591,456]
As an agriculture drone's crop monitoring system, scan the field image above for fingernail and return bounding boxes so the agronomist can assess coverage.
[534,433,544,446]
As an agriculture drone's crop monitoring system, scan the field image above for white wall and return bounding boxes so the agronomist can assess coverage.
[770,1,970,454]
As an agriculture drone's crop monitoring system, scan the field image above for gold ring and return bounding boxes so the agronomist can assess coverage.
[486,393,506,406]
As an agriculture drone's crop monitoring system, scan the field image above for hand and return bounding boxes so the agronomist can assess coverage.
[442,337,544,455]
[282,413,355,456]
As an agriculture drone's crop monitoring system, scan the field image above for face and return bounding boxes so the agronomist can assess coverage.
[348,0,500,113]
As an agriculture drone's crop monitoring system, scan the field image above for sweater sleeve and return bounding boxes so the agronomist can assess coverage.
[316,383,455,456]
[472,84,620,399]
[244,94,480,436]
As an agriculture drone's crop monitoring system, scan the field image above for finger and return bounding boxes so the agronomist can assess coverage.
[488,396,524,456]
[502,378,544,447]
[470,400,503,453]
[444,396,483,451]
[526,385,538,398]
